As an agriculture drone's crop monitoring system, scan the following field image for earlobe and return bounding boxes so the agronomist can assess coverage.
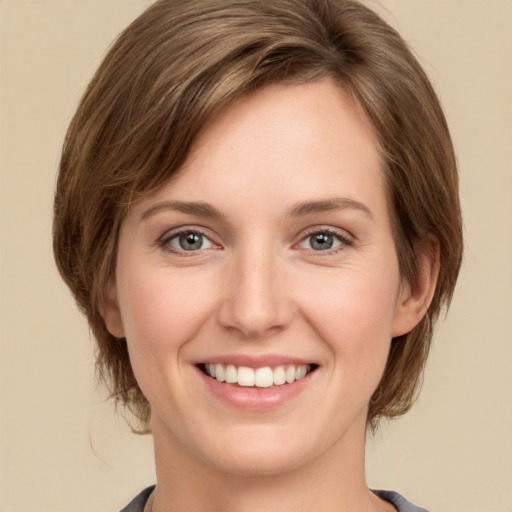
[392,237,440,337]
[101,282,126,339]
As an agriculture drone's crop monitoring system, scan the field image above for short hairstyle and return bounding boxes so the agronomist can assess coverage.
[53,0,463,432]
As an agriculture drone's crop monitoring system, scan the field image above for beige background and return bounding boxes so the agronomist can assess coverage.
[1,0,511,511]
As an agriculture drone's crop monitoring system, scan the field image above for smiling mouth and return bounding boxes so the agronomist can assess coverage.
[198,363,318,388]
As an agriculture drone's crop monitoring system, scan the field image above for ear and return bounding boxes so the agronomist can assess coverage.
[392,237,440,337]
[101,281,126,339]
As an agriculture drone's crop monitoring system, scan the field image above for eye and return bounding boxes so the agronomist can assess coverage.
[297,229,352,252]
[162,229,215,253]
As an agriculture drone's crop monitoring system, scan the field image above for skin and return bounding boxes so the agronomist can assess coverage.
[105,80,436,512]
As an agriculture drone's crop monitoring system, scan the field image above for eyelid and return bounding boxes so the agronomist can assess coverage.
[158,225,222,254]
[294,226,354,253]
[156,224,353,256]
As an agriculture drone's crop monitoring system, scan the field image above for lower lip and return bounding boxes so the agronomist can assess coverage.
[197,367,315,411]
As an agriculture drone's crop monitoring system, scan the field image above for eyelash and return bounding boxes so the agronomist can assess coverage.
[159,227,218,256]
[296,227,354,255]
[158,226,354,256]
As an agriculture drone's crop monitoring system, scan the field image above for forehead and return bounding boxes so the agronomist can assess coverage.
[130,79,386,221]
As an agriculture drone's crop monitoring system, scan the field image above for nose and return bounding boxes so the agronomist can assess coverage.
[217,244,292,339]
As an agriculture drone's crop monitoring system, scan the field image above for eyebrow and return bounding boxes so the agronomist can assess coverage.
[288,198,373,218]
[141,200,227,222]
[141,197,373,222]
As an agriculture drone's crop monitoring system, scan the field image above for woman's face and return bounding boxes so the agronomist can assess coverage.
[106,79,419,476]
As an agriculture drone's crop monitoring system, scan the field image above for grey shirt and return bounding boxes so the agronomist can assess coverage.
[120,486,430,512]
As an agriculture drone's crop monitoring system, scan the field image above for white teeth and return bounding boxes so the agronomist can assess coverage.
[225,364,237,384]
[205,363,312,387]
[285,365,296,384]
[255,367,273,388]
[215,363,225,382]
[237,366,255,387]
[273,365,286,386]
[296,365,307,380]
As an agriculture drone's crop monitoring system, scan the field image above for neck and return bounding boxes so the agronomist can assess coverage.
[150,416,388,512]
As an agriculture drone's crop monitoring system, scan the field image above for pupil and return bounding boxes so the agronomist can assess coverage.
[311,233,333,250]
[179,232,202,250]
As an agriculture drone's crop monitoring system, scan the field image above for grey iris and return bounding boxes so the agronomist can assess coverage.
[311,233,333,250]
[179,232,203,250]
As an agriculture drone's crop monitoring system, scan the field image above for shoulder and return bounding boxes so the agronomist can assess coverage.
[119,486,155,512]
[373,490,430,512]
[120,487,427,512]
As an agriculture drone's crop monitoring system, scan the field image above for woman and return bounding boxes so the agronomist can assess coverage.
[53,1,463,511]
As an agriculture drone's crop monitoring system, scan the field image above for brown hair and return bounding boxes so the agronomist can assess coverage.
[53,0,463,432]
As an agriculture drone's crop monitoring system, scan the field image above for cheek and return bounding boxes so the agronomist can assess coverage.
[115,266,215,364]
[302,269,398,335]
[298,267,400,379]
[113,266,222,419]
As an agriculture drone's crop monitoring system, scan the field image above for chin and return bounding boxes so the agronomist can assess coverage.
[207,444,310,477]
[191,422,329,478]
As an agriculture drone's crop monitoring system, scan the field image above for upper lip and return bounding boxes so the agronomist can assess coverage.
[196,354,316,368]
